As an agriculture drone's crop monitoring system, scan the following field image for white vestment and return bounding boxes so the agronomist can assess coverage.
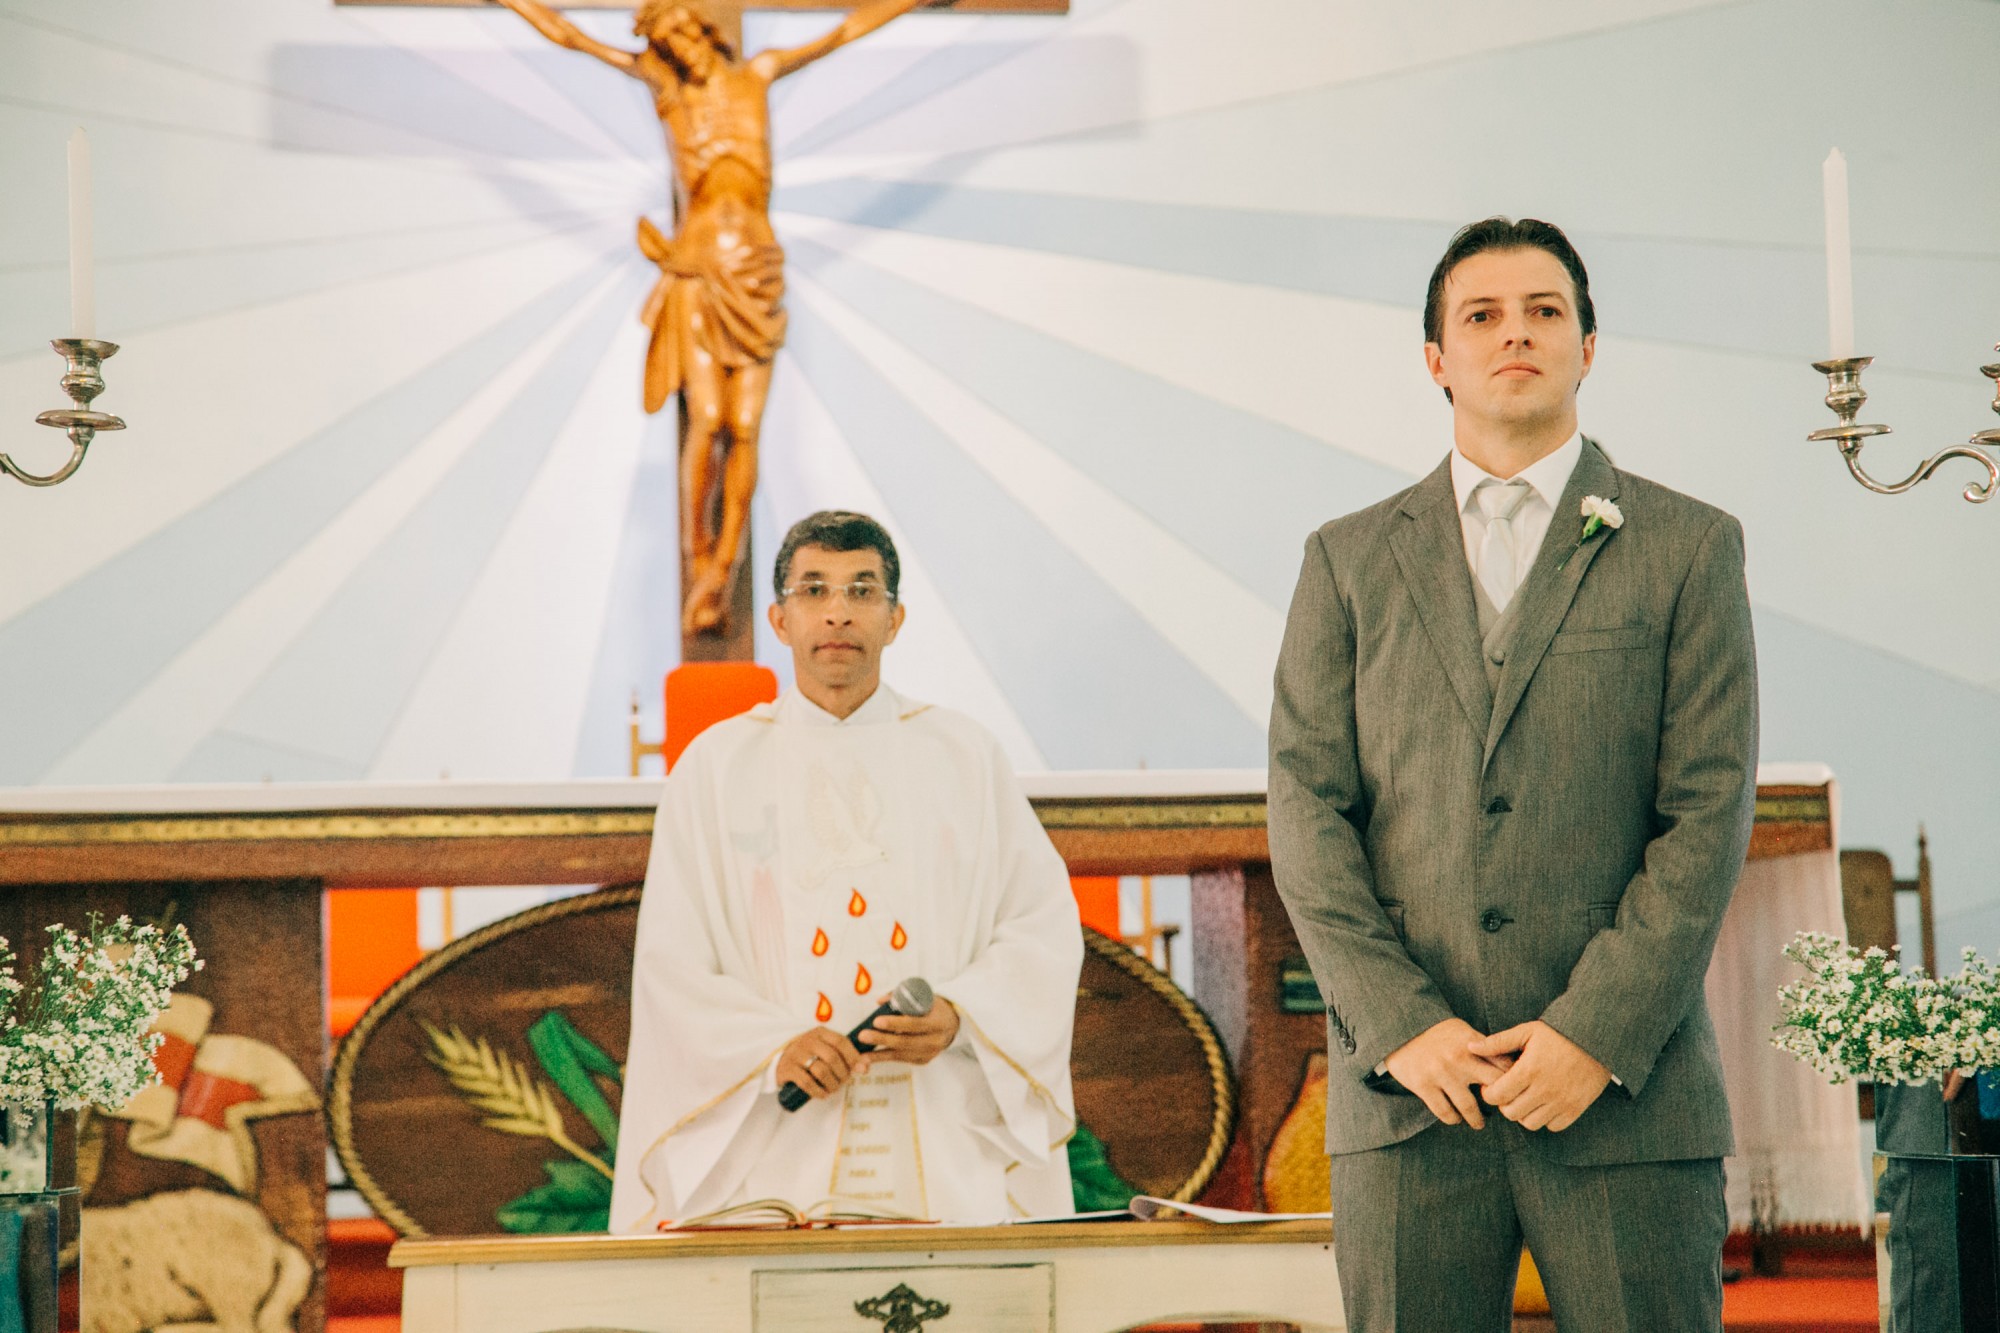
[608,684,1082,1233]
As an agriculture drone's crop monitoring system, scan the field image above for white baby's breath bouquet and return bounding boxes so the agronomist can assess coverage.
[1774,931,2000,1085]
[0,915,200,1110]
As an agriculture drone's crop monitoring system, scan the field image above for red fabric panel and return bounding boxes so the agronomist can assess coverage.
[664,663,779,770]
[176,1068,264,1130]
[152,1032,198,1088]
[327,887,423,1037]
[1070,876,1121,939]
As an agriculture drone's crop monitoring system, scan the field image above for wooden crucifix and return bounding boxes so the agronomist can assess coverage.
[338,0,1067,661]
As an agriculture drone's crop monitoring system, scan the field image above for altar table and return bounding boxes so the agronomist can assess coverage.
[389,1220,1341,1333]
[0,767,1829,1333]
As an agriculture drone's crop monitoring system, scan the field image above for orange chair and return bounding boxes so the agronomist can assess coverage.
[632,662,781,774]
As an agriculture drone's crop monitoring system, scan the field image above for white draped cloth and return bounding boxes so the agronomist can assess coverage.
[608,684,1082,1233]
[1705,762,1872,1232]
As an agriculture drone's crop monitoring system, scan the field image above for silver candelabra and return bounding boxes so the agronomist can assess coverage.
[8,338,124,488]
[1810,347,2000,504]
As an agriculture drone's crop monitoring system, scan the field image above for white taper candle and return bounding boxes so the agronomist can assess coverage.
[1823,148,1853,359]
[67,127,95,340]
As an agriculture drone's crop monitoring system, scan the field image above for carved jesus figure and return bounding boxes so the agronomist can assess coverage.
[494,0,940,636]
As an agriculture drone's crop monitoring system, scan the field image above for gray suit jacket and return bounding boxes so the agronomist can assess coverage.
[1268,440,1757,1165]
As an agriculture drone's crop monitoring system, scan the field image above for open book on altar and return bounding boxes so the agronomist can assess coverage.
[1012,1196,1334,1225]
[656,1198,938,1232]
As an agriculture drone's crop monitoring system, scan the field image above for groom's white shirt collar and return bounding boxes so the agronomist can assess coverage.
[1449,430,1583,516]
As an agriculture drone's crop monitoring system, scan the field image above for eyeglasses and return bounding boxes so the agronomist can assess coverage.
[781,581,893,608]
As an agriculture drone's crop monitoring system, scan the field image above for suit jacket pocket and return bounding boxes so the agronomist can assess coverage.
[1587,902,1619,932]
[1548,624,1654,655]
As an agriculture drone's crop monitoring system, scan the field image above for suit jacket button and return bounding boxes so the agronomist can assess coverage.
[1480,909,1506,933]
[1485,796,1511,814]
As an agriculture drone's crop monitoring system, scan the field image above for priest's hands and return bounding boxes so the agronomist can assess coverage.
[860,1000,961,1067]
[1382,1017,1515,1129]
[778,1027,867,1100]
[1470,1021,1613,1132]
[774,1002,965,1099]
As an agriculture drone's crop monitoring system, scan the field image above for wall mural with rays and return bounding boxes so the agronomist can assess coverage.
[0,0,1997,948]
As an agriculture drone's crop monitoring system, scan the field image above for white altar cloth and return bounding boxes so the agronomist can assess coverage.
[1705,762,1871,1232]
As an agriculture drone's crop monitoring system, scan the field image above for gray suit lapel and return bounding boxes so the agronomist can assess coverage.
[1388,457,1492,740]
[1483,438,1622,767]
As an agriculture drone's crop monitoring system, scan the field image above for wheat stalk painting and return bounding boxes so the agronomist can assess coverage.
[419,1021,612,1182]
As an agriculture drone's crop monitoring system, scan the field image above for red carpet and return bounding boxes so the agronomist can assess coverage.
[1720,1274,1877,1332]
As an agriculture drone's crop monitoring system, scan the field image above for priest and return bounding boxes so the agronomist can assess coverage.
[608,511,1083,1232]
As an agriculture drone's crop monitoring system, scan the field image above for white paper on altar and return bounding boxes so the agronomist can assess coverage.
[1706,764,1871,1233]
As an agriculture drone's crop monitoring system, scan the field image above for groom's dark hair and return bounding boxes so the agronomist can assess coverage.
[774,511,901,603]
[1424,217,1596,403]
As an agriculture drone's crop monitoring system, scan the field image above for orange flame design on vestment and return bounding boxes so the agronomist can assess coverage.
[815,993,833,1023]
[854,963,872,994]
[848,890,867,917]
[811,928,829,957]
[890,922,907,951]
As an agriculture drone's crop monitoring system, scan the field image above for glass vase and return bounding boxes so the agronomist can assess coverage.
[1877,1076,2000,1332]
[0,1101,76,1333]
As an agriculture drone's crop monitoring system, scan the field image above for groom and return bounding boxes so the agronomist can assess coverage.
[1268,217,1758,1331]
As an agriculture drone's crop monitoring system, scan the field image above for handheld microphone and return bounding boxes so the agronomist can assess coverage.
[778,976,934,1113]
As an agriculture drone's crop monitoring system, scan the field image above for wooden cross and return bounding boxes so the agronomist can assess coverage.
[336,0,1069,55]
[333,0,1068,661]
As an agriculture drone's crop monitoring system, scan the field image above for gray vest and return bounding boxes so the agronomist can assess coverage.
[1471,576,1525,689]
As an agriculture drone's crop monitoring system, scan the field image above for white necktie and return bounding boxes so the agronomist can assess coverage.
[1475,479,1533,614]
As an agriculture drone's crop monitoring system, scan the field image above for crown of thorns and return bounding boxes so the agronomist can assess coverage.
[635,0,733,47]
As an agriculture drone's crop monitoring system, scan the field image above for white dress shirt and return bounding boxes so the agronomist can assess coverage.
[1449,432,1584,600]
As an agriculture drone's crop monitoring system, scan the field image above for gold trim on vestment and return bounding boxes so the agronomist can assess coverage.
[660,1049,786,1144]
[951,1004,1078,1155]
[637,1044,789,1224]
[828,1077,851,1200]
[907,1068,929,1218]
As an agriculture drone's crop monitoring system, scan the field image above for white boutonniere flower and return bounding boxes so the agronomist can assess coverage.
[1556,496,1624,570]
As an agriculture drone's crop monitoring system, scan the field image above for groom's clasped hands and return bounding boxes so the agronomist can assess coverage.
[1384,1017,1614,1133]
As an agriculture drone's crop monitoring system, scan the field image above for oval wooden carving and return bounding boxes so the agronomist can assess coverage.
[330,887,1232,1236]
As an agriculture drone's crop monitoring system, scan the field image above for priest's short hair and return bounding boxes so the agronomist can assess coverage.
[773,511,901,603]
